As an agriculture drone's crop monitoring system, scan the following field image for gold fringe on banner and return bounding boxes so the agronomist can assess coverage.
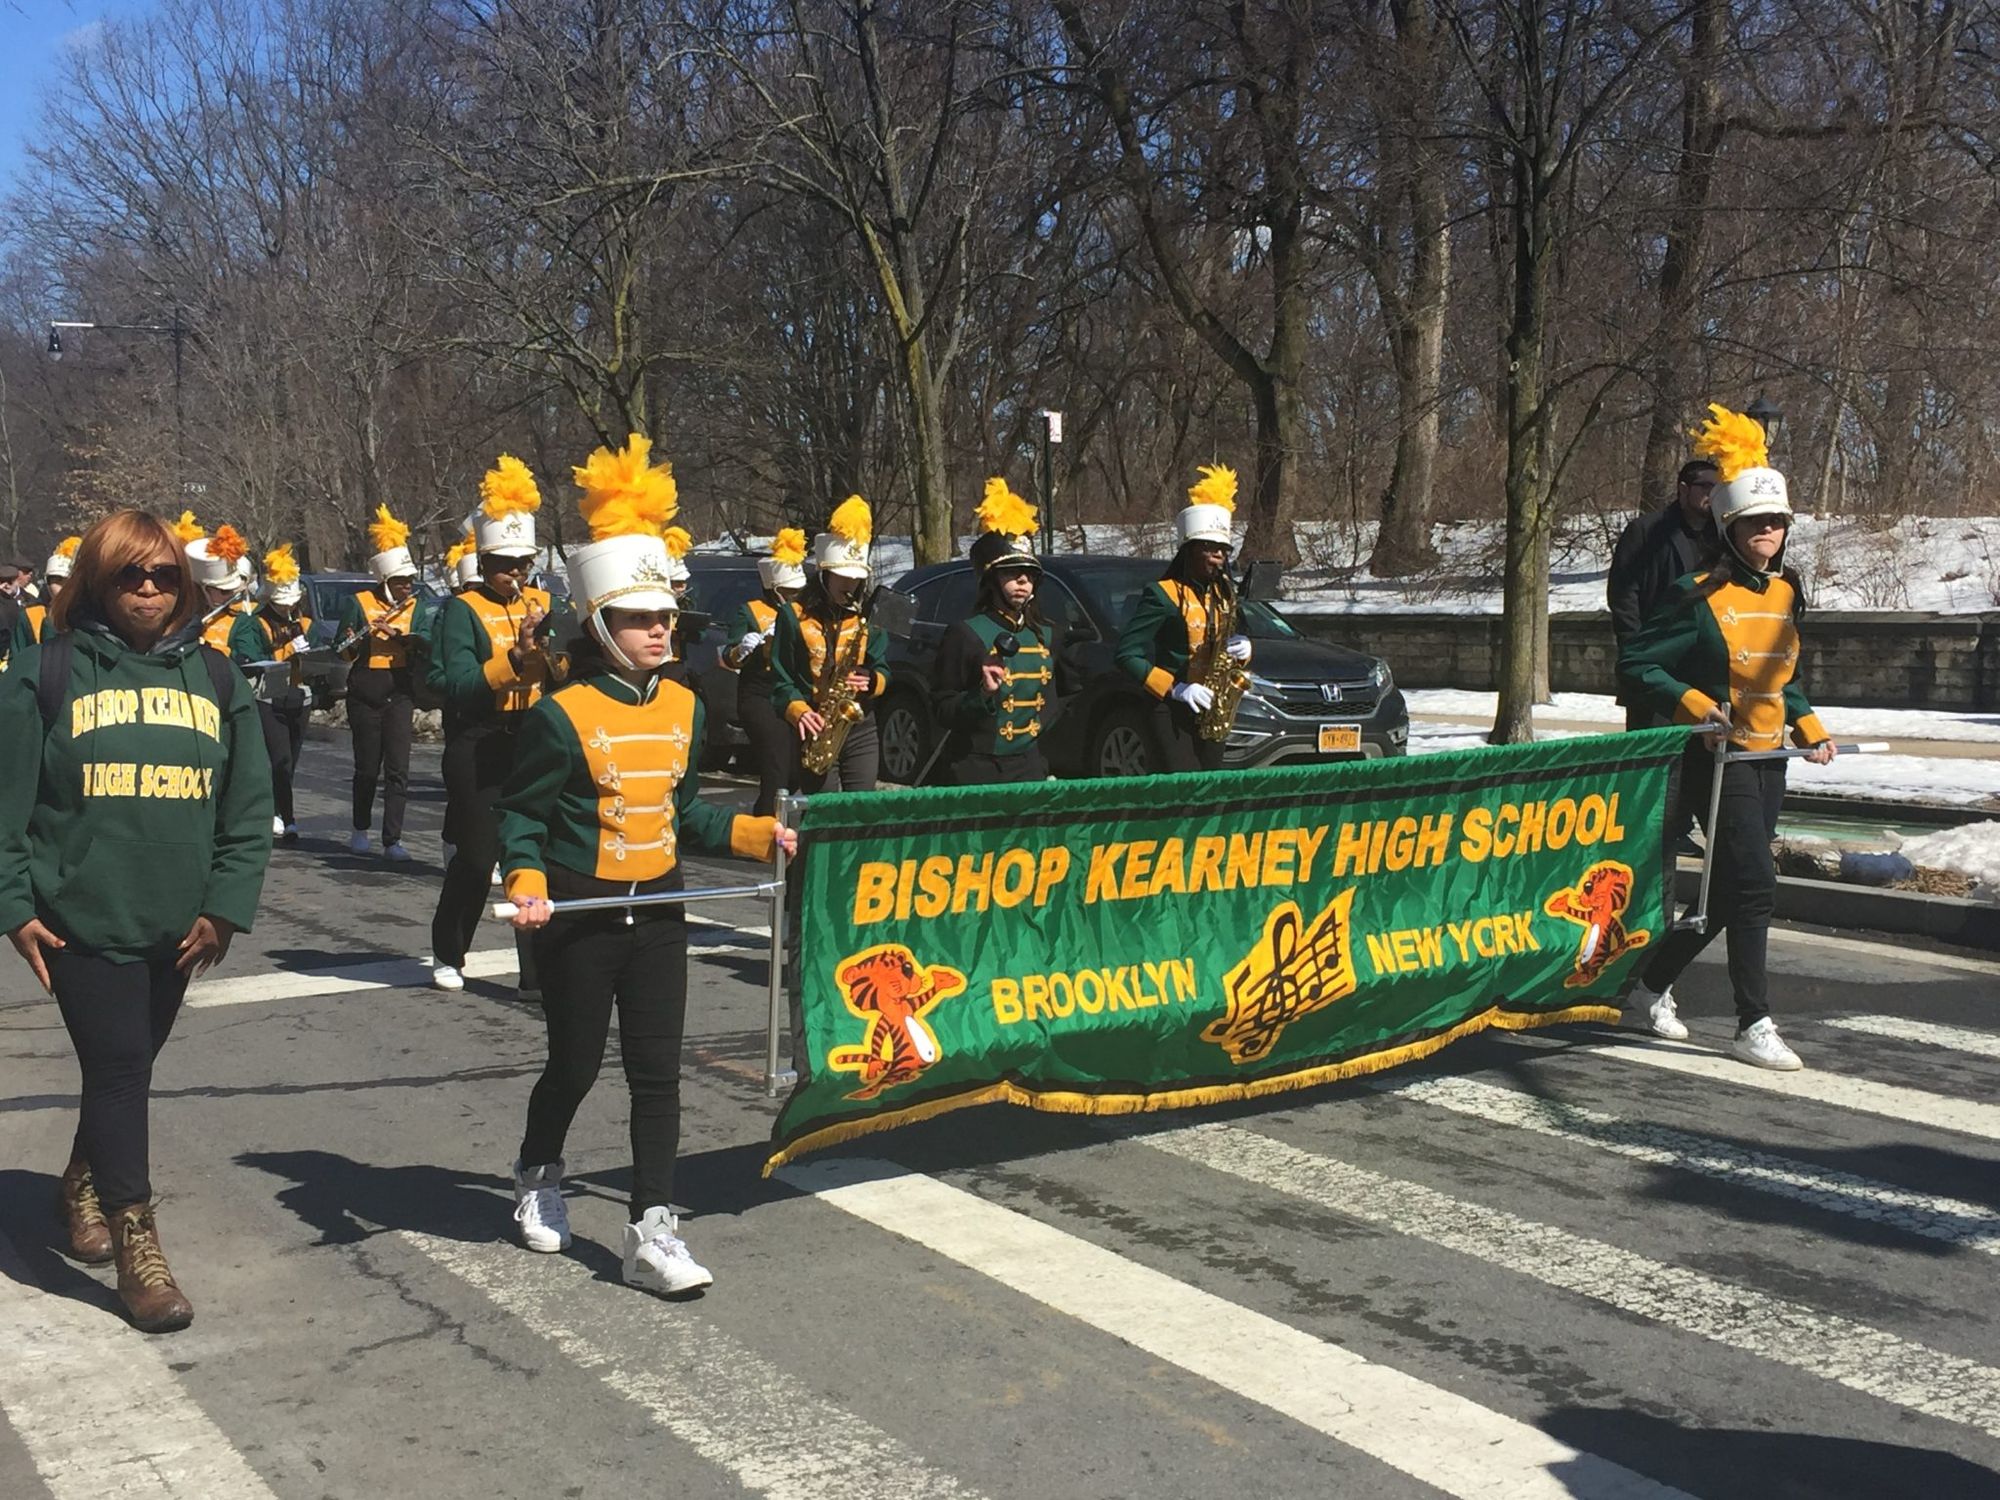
[761,1001,1618,1176]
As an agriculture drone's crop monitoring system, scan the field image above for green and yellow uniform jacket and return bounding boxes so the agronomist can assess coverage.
[201,599,251,655]
[227,605,313,690]
[770,598,890,728]
[11,601,50,651]
[0,624,273,959]
[433,583,554,725]
[1115,577,1249,700]
[337,588,421,671]
[495,664,777,903]
[1617,565,1828,752]
[933,610,1055,757]
[721,593,798,697]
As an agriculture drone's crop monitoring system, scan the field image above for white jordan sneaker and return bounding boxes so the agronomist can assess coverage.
[1632,983,1689,1041]
[512,1160,571,1253]
[1732,1017,1802,1071]
[384,843,412,862]
[349,829,371,855]
[431,963,464,992]
[622,1207,712,1295]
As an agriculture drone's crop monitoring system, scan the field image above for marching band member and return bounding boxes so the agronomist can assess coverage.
[496,434,790,1295]
[182,517,253,654]
[228,545,313,846]
[428,458,554,993]
[339,506,423,860]
[1620,406,1835,1071]
[931,480,1056,785]
[0,509,272,1332]
[12,535,79,647]
[771,496,890,793]
[721,528,807,816]
[1114,465,1253,773]
[661,524,699,676]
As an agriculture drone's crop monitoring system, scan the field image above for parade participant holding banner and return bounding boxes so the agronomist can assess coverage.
[338,505,423,860]
[427,457,555,994]
[1115,464,1254,773]
[496,433,790,1295]
[229,544,313,846]
[722,527,806,817]
[773,496,890,793]
[932,478,1056,786]
[12,536,79,647]
[1620,404,1835,1070]
[0,509,272,1332]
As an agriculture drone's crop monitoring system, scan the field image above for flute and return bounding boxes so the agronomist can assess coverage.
[197,586,249,628]
[332,593,416,655]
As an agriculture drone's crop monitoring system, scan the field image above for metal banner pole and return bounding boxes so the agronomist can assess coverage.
[765,791,796,1098]
[490,882,780,920]
[1676,728,1731,934]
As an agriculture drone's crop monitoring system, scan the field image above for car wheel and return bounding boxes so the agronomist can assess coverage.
[1091,703,1155,779]
[879,694,929,784]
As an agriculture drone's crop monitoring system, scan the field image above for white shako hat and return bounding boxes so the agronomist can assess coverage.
[475,453,543,558]
[44,537,80,580]
[186,524,249,589]
[813,495,872,579]
[1175,463,1238,548]
[663,525,692,585]
[455,548,482,588]
[569,433,681,655]
[367,504,417,583]
[263,543,304,608]
[1691,403,1793,539]
[759,527,808,590]
[568,532,678,615]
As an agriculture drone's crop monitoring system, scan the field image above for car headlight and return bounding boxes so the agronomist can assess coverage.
[1371,660,1393,692]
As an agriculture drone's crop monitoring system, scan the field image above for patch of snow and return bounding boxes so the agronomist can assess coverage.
[1403,690,2000,745]
[1898,821,2000,899]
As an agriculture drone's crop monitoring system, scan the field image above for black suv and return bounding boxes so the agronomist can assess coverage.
[881,555,1408,782]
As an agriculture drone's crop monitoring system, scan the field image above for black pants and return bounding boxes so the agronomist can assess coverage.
[49,950,190,1211]
[736,688,795,818]
[257,695,306,825]
[519,900,689,1217]
[948,747,1048,785]
[798,711,879,794]
[431,721,534,981]
[348,665,414,844]
[1154,700,1226,773]
[1641,750,1783,1028]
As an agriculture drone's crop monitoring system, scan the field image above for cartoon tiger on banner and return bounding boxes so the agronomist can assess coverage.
[1542,860,1651,988]
[826,945,969,1100]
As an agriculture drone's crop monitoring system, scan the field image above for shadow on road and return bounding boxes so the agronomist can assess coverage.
[238,1148,518,1247]
[0,1169,127,1322]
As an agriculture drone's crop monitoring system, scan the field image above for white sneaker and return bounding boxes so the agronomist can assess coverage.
[384,843,412,861]
[432,963,464,992]
[349,830,371,854]
[272,814,286,836]
[512,1160,571,1252]
[621,1207,712,1295]
[490,865,502,888]
[1633,983,1689,1041]
[1732,1017,1802,1071]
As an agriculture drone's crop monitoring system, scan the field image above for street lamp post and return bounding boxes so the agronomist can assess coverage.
[1036,408,1063,555]
[48,311,191,492]
[1746,392,1781,456]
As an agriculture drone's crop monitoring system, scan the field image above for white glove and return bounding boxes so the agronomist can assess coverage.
[736,631,766,656]
[1172,682,1215,714]
[1225,634,1252,662]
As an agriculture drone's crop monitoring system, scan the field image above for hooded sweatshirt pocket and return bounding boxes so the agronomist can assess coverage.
[46,835,206,956]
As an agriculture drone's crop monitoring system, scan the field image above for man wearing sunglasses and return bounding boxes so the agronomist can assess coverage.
[1609,458,1720,731]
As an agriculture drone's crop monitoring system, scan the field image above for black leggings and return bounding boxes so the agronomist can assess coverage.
[348,665,414,844]
[948,748,1048,785]
[736,688,795,818]
[1153,699,1226,773]
[431,721,533,983]
[49,949,190,1211]
[519,906,690,1216]
[258,697,306,825]
[1641,750,1783,1028]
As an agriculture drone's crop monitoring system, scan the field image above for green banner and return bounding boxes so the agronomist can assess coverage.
[766,728,1686,1172]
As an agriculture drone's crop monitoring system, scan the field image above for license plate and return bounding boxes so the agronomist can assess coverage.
[1317,723,1362,753]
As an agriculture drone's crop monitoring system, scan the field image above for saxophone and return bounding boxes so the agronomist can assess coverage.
[801,607,867,775]
[1192,578,1250,743]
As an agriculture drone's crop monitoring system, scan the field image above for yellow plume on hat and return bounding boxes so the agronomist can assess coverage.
[172,510,205,544]
[264,543,300,585]
[662,525,692,560]
[1691,404,1770,482]
[571,433,678,541]
[209,525,249,565]
[443,532,476,570]
[828,495,872,545]
[770,527,807,566]
[1188,464,1238,512]
[54,535,81,559]
[976,477,1037,538]
[369,504,409,554]
[480,454,543,520]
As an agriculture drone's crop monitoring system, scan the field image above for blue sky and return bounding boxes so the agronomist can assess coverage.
[0,0,151,192]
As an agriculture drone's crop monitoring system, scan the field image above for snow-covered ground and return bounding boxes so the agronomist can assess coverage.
[1900,823,2000,899]
[1404,689,2000,745]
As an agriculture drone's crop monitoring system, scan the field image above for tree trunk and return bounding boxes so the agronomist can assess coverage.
[1242,371,1301,563]
[1493,157,1555,746]
[1370,273,1447,574]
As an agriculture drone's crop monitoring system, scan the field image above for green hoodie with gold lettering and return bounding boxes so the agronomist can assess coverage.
[0,622,274,959]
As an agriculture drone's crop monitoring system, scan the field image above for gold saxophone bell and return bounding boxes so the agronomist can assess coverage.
[1193,579,1250,743]
[801,612,869,775]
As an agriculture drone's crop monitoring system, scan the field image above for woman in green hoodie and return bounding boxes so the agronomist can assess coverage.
[0,509,273,1333]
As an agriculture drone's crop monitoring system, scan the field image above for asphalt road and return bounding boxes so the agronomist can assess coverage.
[4,740,2000,1499]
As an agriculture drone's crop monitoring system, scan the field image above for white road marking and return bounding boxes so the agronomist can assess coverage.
[1822,1014,2000,1059]
[186,948,519,1009]
[1132,1120,2000,1439]
[779,1157,1685,1500]
[402,1231,984,1500]
[1376,1073,2000,1252]
[0,1229,278,1499]
[1507,1031,2000,1144]
[1766,927,2000,978]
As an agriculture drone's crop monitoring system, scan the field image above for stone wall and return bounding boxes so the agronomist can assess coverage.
[1286,609,2000,711]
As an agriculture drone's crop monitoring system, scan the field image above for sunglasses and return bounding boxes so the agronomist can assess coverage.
[483,555,532,573]
[1741,514,1790,532]
[115,563,184,593]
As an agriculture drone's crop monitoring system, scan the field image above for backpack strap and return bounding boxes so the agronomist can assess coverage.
[35,632,75,727]
[197,644,239,712]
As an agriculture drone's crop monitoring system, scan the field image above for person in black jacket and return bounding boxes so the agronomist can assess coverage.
[1608,458,1718,729]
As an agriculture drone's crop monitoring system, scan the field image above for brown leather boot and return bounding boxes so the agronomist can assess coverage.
[110,1204,193,1334]
[57,1155,114,1264]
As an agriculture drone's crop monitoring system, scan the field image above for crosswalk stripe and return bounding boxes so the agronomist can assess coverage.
[1506,1030,2000,1143]
[0,1229,277,1499]
[400,1231,985,1500]
[779,1156,1686,1500]
[1767,927,2000,978]
[1376,1073,2000,1252]
[1133,1120,2000,1439]
[185,948,519,1009]
[1821,1014,2000,1058]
